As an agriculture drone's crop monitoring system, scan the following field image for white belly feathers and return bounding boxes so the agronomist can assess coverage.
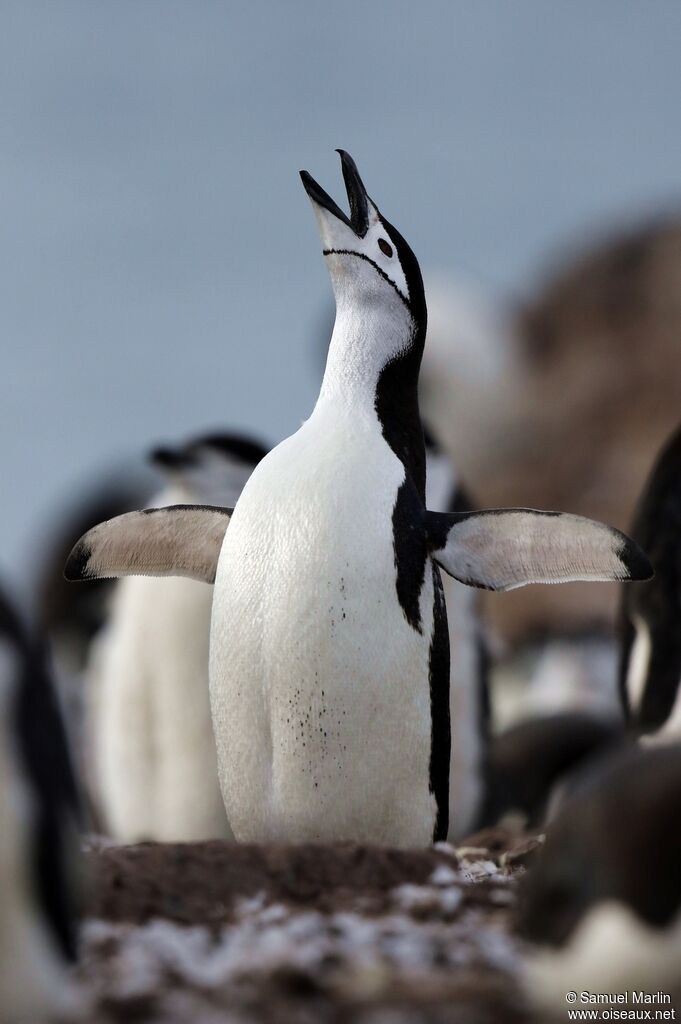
[210,408,438,846]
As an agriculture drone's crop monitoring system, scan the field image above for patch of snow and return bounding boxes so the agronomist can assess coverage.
[460,859,502,882]
[428,864,460,887]
[432,841,458,858]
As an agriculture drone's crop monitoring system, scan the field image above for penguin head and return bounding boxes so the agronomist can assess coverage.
[301,151,426,329]
[150,432,269,507]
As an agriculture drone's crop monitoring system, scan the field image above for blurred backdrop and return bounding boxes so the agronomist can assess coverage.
[2,0,681,627]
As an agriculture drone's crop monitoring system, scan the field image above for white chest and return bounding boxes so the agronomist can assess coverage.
[209,405,438,845]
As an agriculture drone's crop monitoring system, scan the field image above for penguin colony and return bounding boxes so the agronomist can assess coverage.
[66,151,649,848]
[3,151,681,1018]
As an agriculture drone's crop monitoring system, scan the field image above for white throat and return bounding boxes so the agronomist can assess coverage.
[317,288,416,414]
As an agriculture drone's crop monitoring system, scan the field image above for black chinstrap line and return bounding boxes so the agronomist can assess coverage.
[322,248,411,312]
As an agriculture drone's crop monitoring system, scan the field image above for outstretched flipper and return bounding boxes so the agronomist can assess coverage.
[426,508,652,592]
[64,505,232,584]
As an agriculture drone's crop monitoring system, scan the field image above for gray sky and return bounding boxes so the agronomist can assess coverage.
[2,1,681,585]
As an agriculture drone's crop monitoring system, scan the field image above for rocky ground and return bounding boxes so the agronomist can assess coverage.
[72,830,545,1024]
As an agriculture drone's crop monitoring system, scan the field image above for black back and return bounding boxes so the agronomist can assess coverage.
[619,423,681,731]
[369,211,452,841]
[425,429,491,831]
[374,211,427,498]
[1,588,81,961]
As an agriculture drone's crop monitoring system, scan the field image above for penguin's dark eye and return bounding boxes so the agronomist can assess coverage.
[378,238,393,258]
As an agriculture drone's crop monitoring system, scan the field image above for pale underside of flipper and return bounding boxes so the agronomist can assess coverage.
[64,505,232,584]
[426,508,653,592]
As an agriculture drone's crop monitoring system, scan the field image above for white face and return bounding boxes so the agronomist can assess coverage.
[301,152,419,322]
[312,199,410,308]
[170,450,257,507]
[302,152,426,399]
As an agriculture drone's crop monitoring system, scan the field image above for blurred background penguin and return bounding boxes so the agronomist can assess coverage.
[0,586,84,1023]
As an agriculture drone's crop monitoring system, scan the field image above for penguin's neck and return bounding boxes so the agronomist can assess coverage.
[315,296,426,497]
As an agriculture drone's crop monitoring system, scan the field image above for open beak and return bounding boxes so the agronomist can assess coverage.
[300,150,370,238]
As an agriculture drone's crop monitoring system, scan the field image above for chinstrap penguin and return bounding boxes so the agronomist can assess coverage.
[517,743,681,1009]
[88,432,268,843]
[32,471,153,831]
[0,586,83,1022]
[619,422,681,742]
[65,151,652,847]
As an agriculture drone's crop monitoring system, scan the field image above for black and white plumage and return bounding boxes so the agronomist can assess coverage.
[83,433,267,843]
[480,711,624,830]
[424,429,490,840]
[66,152,651,847]
[0,587,82,1021]
[619,423,681,740]
[517,743,681,1006]
[35,474,151,674]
